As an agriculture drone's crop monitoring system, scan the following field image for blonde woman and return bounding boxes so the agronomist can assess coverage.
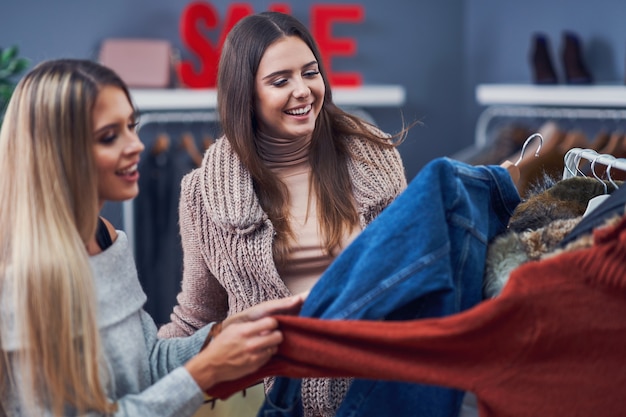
[0,58,302,417]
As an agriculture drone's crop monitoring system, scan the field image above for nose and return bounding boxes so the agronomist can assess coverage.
[293,78,311,99]
[125,131,145,154]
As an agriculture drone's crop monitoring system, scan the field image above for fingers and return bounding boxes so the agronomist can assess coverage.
[500,160,521,187]
[214,321,282,374]
[247,295,304,320]
[221,317,282,346]
[188,317,284,388]
[227,295,304,326]
[225,318,283,354]
[267,294,304,316]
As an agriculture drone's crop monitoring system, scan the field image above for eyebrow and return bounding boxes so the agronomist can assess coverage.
[93,110,139,135]
[262,60,318,80]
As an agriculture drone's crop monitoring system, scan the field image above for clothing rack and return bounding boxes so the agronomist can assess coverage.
[475,105,626,148]
[123,110,219,251]
[562,147,626,179]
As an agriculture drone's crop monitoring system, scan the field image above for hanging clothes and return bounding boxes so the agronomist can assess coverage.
[134,130,199,325]
[206,157,520,417]
[484,174,621,297]
[560,179,626,246]
[206,212,626,417]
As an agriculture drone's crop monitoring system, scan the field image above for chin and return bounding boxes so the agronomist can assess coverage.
[290,127,316,139]
[114,190,139,202]
[126,191,139,201]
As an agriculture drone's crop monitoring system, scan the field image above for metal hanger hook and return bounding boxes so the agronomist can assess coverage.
[600,154,619,190]
[515,133,544,166]
[590,155,608,194]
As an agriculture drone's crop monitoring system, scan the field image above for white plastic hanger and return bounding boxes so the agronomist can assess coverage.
[583,154,615,217]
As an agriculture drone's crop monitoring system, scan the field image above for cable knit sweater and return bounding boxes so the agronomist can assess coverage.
[158,133,406,416]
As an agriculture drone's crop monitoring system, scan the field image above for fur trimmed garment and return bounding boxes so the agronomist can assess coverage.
[484,175,620,297]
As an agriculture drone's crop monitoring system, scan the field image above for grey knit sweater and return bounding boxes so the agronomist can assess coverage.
[158,134,406,416]
[1,232,211,416]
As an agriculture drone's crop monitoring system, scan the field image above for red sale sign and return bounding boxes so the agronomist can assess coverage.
[177,2,364,88]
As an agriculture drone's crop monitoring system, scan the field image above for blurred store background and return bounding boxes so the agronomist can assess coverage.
[3,0,626,325]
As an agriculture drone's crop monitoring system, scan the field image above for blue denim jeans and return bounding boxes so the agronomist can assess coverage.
[258,157,521,417]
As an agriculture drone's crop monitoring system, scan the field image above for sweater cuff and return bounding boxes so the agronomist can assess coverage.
[145,367,205,416]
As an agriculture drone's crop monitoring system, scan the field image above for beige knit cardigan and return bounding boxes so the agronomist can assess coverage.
[158,133,406,416]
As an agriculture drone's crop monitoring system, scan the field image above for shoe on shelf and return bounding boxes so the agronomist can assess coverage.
[530,33,559,84]
[561,31,593,84]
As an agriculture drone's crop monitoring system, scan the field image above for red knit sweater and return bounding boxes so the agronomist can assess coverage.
[208,215,626,417]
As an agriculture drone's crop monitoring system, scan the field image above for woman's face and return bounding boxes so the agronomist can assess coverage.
[254,36,325,140]
[92,85,144,206]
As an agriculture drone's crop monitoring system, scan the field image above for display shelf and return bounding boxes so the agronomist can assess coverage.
[131,84,406,111]
[123,85,405,250]
[476,84,626,108]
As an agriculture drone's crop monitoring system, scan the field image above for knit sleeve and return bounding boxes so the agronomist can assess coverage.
[143,310,212,378]
[158,170,229,338]
[98,313,211,417]
[3,358,205,417]
[2,312,209,417]
[346,133,407,225]
[104,367,204,417]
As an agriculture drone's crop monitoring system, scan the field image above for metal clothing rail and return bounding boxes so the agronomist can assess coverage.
[123,110,219,251]
[475,105,626,148]
[137,110,219,131]
[124,106,378,250]
[562,147,626,180]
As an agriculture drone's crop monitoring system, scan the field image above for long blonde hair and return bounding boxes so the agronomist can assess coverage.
[0,59,128,415]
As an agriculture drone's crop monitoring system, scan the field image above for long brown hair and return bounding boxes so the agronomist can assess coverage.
[0,59,130,415]
[218,11,406,264]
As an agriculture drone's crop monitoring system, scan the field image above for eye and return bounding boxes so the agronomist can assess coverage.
[304,70,320,78]
[98,130,117,145]
[271,78,288,87]
[128,121,140,132]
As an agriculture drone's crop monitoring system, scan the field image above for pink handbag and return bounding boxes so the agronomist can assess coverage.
[99,39,173,88]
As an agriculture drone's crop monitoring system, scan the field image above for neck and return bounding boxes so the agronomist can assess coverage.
[86,236,101,256]
[256,130,311,168]
[86,203,106,255]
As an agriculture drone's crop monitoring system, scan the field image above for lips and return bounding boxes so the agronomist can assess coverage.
[116,163,138,176]
[285,104,312,116]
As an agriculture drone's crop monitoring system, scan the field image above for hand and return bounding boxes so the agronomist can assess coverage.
[185,295,304,390]
[500,160,520,187]
[222,295,304,329]
[185,317,282,390]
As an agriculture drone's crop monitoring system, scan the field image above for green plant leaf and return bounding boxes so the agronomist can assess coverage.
[0,45,28,126]
[13,58,28,74]
[0,46,18,66]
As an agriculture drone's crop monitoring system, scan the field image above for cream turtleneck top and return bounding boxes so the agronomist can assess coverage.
[256,131,361,295]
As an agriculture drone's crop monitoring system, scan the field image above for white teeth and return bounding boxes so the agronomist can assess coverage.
[117,164,137,175]
[286,104,311,115]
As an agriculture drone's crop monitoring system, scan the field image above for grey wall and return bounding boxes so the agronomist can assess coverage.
[4,1,622,181]
[0,0,465,183]
[463,0,626,145]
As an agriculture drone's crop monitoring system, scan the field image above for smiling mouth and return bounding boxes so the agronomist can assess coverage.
[116,164,138,176]
[285,104,312,116]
